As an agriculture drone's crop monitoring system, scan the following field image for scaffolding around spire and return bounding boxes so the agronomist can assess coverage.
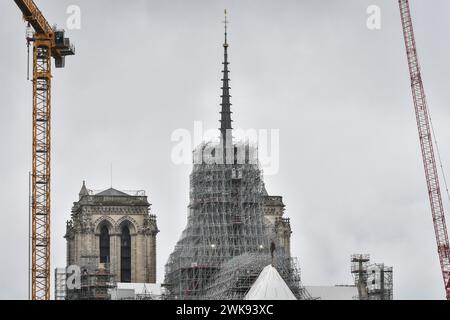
[163,12,306,301]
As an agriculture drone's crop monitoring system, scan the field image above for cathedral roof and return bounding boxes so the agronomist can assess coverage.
[95,188,130,197]
[73,183,149,207]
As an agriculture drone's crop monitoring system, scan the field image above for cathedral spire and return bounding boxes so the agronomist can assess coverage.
[220,9,233,147]
[79,180,89,199]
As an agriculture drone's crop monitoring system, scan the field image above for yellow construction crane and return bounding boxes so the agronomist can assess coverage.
[14,0,75,300]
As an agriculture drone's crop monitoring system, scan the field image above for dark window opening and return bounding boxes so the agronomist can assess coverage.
[99,225,110,264]
[121,226,131,282]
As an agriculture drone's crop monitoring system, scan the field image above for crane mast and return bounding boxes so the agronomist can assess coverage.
[14,0,74,300]
[398,0,450,299]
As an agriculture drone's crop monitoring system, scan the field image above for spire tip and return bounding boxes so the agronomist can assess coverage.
[220,9,232,146]
[223,9,229,46]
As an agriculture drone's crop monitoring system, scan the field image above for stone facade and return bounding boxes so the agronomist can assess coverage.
[263,195,292,257]
[65,182,159,283]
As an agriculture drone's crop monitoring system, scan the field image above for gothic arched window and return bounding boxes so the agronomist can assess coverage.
[121,225,131,282]
[99,225,110,264]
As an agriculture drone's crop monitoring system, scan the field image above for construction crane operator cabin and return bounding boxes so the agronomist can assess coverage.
[2,0,450,305]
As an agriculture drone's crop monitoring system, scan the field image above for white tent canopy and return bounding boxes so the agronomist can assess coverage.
[244,265,297,300]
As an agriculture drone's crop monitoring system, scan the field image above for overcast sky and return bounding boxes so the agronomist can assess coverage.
[1,0,450,300]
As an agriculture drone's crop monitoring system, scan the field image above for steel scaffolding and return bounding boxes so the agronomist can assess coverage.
[66,256,116,300]
[351,254,393,300]
[202,252,311,300]
[54,268,66,300]
[164,142,308,300]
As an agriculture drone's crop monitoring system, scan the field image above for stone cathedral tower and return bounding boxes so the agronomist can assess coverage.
[65,181,159,283]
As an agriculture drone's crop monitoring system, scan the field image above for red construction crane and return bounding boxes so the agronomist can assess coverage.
[13,0,75,300]
[398,0,450,299]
